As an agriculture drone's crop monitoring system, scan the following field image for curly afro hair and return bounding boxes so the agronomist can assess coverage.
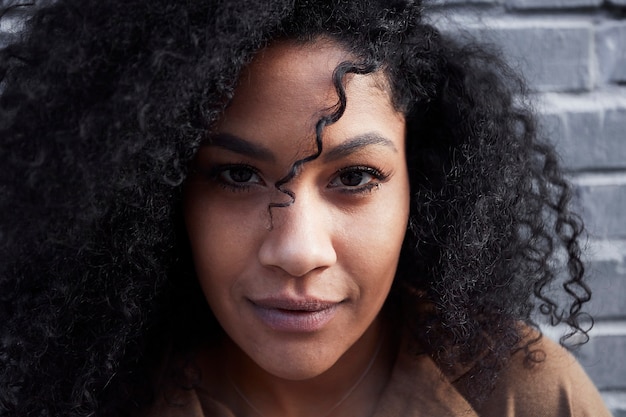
[0,0,589,415]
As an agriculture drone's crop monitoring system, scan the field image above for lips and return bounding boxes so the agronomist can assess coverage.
[249,298,341,332]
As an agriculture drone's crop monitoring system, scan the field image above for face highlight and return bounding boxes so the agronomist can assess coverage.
[184,39,410,381]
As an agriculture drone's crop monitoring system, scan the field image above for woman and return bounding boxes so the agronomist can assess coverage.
[0,0,612,416]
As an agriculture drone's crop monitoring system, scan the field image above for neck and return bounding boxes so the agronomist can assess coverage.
[210,320,396,417]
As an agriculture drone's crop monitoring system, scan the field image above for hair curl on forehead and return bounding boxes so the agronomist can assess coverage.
[0,0,589,415]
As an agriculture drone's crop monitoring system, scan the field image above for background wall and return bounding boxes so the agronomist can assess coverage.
[1,0,625,415]
[426,0,626,415]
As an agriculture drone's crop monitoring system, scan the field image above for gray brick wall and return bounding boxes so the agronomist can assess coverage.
[427,1,626,415]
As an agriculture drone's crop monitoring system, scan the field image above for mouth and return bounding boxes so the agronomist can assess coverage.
[249,298,342,332]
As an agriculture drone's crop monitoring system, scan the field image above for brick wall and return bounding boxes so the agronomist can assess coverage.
[426,1,626,415]
[1,0,625,415]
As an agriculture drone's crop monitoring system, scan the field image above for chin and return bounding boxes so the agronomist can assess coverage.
[253,347,341,381]
[263,363,332,381]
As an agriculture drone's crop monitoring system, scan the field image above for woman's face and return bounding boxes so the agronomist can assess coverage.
[184,39,409,381]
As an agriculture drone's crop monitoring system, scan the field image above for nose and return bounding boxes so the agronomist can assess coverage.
[258,191,337,277]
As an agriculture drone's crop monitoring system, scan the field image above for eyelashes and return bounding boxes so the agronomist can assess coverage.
[203,163,265,192]
[327,166,390,194]
[202,163,390,195]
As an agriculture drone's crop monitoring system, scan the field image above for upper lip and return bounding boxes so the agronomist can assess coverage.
[250,297,341,312]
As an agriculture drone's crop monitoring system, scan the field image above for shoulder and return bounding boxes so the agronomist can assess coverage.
[137,389,236,417]
[476,334,612,417]
[134,347,234,417]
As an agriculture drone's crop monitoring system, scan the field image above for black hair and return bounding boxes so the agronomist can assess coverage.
[0,0,589,415]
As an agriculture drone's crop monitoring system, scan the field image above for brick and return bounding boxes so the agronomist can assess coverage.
[596,22,626,85]
[586,261,626,318]
[507,0,602,9]
[601,392,626,417]
[443,18,595,92]
[575,333,626,390]
[538,90,626,171]
[0,11,23,48]
[0,3,33,49]
[431,0,500,3]
[573,174,626,239]
[584,240,626,319]
[530,240,626,326]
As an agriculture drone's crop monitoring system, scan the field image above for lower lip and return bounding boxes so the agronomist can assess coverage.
[251,303,339,333]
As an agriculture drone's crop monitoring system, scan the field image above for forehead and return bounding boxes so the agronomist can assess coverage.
[245,39,351,88]
[215,39,399,158]
[216,39,395,137]
[224,38,388,117]
[225,40,350,126]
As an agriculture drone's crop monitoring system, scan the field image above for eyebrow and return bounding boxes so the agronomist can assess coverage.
[322,133,398,162]
[204,131,397,163]
[203,133,276,162]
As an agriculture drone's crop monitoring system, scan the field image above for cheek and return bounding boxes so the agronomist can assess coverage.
[185,208,255,334]
[184,186,258,297]
[337,184,409,298]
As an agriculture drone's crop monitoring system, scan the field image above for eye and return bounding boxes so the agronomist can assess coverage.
[331,170,374,187]
[221,166,260,184]
[328,166,389,193]
[210,164,265,191]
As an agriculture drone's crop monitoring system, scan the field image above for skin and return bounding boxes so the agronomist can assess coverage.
[184,39,410,416]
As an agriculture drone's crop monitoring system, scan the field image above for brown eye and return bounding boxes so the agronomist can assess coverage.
[339,171,367,187]
[225,167,255,183]
[211,164,265,191]
[328,166,387,193]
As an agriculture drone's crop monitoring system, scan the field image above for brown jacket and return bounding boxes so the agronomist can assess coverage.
[143,336,612,417]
